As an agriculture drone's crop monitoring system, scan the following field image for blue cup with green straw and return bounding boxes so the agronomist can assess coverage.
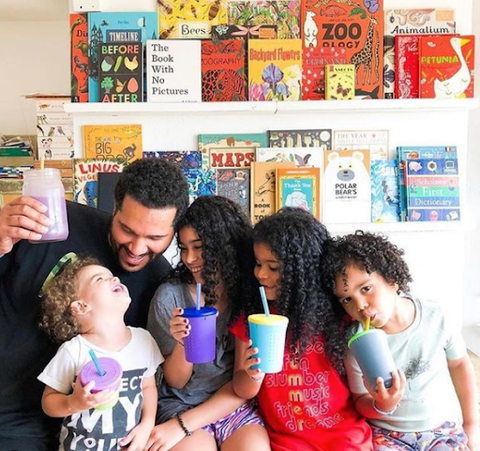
[248,287,289,373]
[182,283,217,364]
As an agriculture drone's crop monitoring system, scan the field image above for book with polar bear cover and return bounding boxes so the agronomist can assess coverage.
[322,149,371,224]
[276,167,320,219]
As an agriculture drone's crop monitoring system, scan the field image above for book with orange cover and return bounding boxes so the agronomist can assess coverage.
[70,13,89,102]
[82,124,142,164]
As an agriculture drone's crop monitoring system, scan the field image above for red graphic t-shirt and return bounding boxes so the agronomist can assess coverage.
[230,317,373,451]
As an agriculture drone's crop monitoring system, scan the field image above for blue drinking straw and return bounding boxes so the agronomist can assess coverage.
[196,283,202,311]
[259,286,270,317]
[89,349,105,376]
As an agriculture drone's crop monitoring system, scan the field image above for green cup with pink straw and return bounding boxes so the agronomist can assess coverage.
[182,283,217,364]
[79,349,123,410]
[248,286,289,373]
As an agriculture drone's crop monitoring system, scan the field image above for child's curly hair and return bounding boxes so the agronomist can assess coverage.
[40,256,101,343]
[322,231,413,318]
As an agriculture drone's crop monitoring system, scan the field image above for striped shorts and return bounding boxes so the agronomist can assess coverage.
[202,401,264,446]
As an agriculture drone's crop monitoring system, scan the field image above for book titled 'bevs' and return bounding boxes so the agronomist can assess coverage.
[98,42,143,102]
[146,40,201,102]
[248,39,302,101]
[419,35,475,99]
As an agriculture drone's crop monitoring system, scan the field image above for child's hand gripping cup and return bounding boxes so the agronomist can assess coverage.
[248,314,289,374]
[182,307,218,364]
[79,357,123,411]
[348,329,396,392]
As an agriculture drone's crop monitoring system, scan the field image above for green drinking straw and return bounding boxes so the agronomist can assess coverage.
[89,349,105,376]
[259,286,270,317]
[196,283,202,311]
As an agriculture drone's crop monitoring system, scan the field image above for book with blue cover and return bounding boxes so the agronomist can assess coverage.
[88,12,158,102]
[143,151,202,169]
[396,146,457,221]
[405,157,460,222]
[371,160,400,223]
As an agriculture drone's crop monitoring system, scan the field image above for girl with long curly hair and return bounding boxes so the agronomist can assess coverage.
[146,196,270,451]
[230,208,373,451]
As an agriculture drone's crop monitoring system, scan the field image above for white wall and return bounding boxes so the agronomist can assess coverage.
[0,21,70,134]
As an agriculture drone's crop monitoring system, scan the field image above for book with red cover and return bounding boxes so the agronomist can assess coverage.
[302,0,384,99]
[201,39,247,102]
[419,35,475,99]
[302,46,347,100]
[70,14,89,102]
[395,35,420,99]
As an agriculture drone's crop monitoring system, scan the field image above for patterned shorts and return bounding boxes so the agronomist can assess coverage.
[202,401,264,446]
[372,421,469,451]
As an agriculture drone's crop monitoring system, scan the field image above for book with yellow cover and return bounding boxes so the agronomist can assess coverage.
[248,39,302,101]
[276,167,320,219]
[82,124,142,164]
[158,0,227,39]
[325,64,355,100]
[251,161,295,223]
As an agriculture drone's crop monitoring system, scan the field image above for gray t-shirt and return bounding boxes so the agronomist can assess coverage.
[147,281,235,423]
[346,298,466,432]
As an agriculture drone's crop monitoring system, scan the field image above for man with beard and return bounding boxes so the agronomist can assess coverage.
[0,159,189,451]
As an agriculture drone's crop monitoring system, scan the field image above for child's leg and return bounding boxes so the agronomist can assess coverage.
[214,401,270,451]
[420,421,468,451]
[170,429,217,451]
[372,426,415,451]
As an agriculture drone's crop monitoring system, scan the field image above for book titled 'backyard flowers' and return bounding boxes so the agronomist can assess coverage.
[248,39,302,101]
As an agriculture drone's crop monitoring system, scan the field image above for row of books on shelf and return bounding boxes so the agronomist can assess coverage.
[70,6,475,103]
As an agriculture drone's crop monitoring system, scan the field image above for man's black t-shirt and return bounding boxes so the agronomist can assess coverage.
[0,202,171,449]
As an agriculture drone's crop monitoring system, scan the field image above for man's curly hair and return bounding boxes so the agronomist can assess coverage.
[240,208,347,375]
[40,256,101,343]
[114,159,189,227]
[170,196,255,321]
[321,231,413,321]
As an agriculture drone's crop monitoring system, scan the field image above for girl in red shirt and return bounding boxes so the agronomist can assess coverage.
[230,208,373,451]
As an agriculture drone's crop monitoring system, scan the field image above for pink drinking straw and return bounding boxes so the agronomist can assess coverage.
[259,286,270,317]
[196,283,202,311]
[89,349,105,376]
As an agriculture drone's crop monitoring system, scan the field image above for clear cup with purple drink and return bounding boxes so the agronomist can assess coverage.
[22,168,69,243]
[182,306,217,364]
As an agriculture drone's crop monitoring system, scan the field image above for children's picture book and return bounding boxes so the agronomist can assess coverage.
[302,0,384,99]
[33,159,74,178]
[325,64,355,100]
[276,167,320,219]
[396,146,457,221]
[201,39,246,102]
[73,159,127,207]
[146,40,202,103]
[70,13,89,102]
[212,24,277,40]
[405,157,460,222]
[88,12,158,102]
[98,42,143,103]
[251,161,295,224]
[394,35,420,99]
[216,168,250,215]
[143,150,202,169]
[371,160,400,223]
[248,39,302,101]
[323,149,371,224]
[256,147,323,169]
[268,129,332,151]
[184,169,217,203]
[82,124,142,164]
[302,47,347,100]
[333,130,389,160]
[419,35,475,99]
[384,9,456,98]
[227,0,300,40]
[157,0,228,39]
[198,133,268,170]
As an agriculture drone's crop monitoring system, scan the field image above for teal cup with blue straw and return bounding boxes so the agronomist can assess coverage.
[248,287,289,373]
